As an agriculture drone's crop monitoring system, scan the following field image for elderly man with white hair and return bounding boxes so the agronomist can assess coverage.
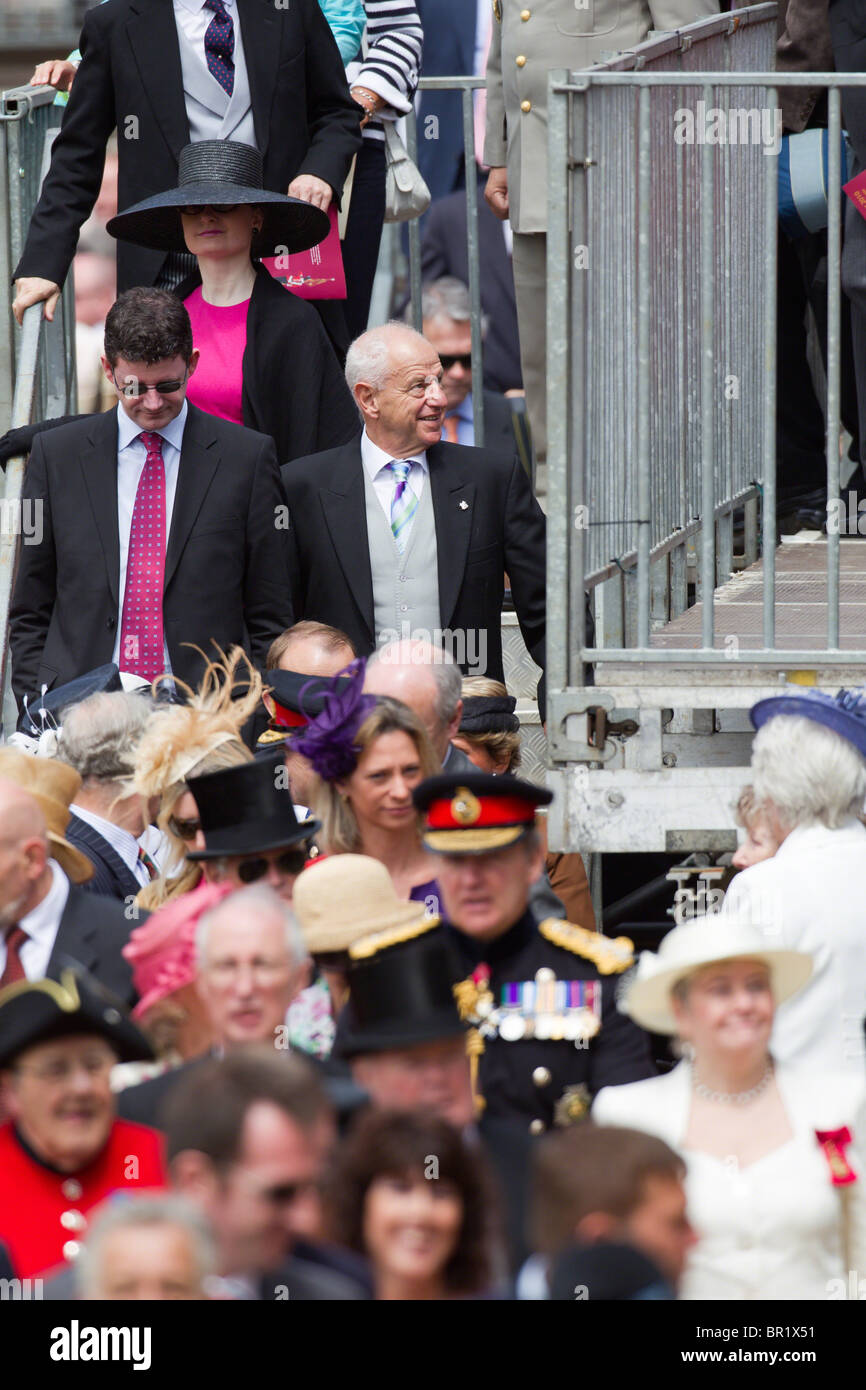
[58,690,157,901]
[280,320,546,691]
[76,1194,216,1301]
[117,883,311,1129]
[721,688,866,1075]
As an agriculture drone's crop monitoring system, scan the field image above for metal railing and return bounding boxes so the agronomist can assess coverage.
[0,83,77,727]
[545,8,866,776]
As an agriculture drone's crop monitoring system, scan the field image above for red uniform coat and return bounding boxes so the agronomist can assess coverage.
[0,1119,166,1279]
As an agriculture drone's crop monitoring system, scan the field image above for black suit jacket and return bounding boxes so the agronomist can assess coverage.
[65,812,141,903]
[421,189,524,395]
[48,884,142,1005]
[281,438,546,683]
[10,402,292,708]
[13,0,362,293]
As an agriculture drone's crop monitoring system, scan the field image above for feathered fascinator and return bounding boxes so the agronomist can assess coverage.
[291,658,376,783]
[133,645,263,797]
[751,685,866,758]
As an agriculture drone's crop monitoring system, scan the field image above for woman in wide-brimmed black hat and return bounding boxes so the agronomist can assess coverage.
[107,141,359,467]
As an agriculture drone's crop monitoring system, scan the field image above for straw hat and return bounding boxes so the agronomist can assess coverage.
[0,748,94,885]
[292,855,431,955]
[621,915,813,1035]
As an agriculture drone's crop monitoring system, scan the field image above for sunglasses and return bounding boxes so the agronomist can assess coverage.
[439,353,472,371]
[181,203,240,216]
[236,847,310,884]
[170,815,201,842]
[113,369,188,398]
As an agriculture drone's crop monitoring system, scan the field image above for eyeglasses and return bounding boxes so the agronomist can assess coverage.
[438,353,472,371]
[235,847,310,884]
[15,1052,115,1084]
[113,369,189,399]
[181,203,240,216]
[206,957,291,986]
[170,815,201,843]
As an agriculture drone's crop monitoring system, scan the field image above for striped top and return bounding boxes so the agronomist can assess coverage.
[346,0,424,144]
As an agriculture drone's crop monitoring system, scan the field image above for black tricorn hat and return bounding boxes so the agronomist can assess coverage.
[185,749,320,860]
[106,140,330,257]
[333,920,467,1059]
[0,965,154,1068]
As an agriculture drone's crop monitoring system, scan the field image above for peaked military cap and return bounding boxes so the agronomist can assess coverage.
[413,771,553,854]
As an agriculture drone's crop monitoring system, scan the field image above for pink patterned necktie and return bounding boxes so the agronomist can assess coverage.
[204,0,235,97]
[119,431,166,681]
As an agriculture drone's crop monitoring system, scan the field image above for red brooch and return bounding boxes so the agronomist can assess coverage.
[816,1127,857,1186]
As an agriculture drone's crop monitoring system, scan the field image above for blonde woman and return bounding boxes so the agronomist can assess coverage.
[132,648,260,907]
[593,915,866,1300]
[293,660,441,905]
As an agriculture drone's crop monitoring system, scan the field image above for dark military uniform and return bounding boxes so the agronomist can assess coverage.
[445,909,656,1133]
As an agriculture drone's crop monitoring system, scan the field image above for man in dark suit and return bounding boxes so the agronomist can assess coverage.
[421,190,523,396]
[0,778,138,1005]
[10,288,292,709]
[419,276,518,454]
[12,0,361,322]
[282,322,546,684]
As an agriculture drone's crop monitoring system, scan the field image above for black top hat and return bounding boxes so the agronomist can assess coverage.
[0,966,154,1068]
[17,663,123,736]
[106,140,330,257]
[185,749,320,860]
[333,921,467,1059]
[413,770,553,855]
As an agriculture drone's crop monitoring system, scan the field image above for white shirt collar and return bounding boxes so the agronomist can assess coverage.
[19,859,70,943]
[175,0,234,13]
[70,804,142,877]
[360,428,429,482]
[116,399,189,455]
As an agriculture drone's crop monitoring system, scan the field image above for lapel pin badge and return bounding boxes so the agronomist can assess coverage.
[459,500,469,510]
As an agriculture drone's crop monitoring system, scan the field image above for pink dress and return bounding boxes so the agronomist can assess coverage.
[184,288,250,425]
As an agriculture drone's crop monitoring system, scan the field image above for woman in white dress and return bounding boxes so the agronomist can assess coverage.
[593,915,866,1300]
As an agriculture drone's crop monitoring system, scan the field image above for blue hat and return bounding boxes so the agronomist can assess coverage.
[750,687,866,758]
[17,664,123,736]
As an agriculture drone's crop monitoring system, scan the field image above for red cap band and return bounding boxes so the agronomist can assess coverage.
[273,705,308,730]
[425,794,536,830]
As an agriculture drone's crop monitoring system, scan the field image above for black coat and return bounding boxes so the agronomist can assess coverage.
[66,812,141,904]
[47,883,143,1005]
[445,910,656,1131]
[281,437,546,683]
[10,403,293,707]
[13,0,362,293]
[174,264,360,466]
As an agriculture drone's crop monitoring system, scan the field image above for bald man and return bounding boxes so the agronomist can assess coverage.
[281,322,546,685]
[0,779,138,1001]
[364,637,474,773]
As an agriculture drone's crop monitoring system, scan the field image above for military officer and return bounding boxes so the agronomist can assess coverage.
[413,771,656,1132]
[0,966,166,1278]
[484,0,717,483]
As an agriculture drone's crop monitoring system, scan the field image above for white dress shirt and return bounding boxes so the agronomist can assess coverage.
[360,429,429,545]
[112,401,186,673]
[173,0,256,147]
[70,804,151,889]
[0,859,70,981]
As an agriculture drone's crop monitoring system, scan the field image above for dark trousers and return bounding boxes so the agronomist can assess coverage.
[341,139,387,341]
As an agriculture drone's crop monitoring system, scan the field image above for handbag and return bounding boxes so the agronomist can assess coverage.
[382,120,431,223]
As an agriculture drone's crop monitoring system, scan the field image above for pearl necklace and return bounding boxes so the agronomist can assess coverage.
[692,1060,774,1106]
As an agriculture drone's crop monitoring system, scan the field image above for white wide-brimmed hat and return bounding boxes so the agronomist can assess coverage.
[622,915,813,1035]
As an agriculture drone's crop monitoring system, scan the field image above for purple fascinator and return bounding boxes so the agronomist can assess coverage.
[292,658,377,782]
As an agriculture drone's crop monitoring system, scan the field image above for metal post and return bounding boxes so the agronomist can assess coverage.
[761,84,778,648]
[461,85,485,449]
[826,87,841,648]
[700,84,716,649]
[546,72,572,729]
[405,108,423,333]
[635,84,651,649]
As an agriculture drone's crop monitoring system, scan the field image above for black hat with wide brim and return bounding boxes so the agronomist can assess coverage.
[333,921,467,1059]
[185,748,320,860]
[106,140,330,257]
[0,965,154,1068]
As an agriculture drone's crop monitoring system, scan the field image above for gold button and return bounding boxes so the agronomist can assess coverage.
[532,1066,552,1088]
[516,55,527,67]
[520,100,532,114]
[61,1209,85,1231]
[521,8,531,18]
[62,1240,82,1261]
[61,1178,82,1200]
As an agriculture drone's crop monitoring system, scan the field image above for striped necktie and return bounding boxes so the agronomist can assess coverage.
[388,460,419,555]
[204,0,235,96]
